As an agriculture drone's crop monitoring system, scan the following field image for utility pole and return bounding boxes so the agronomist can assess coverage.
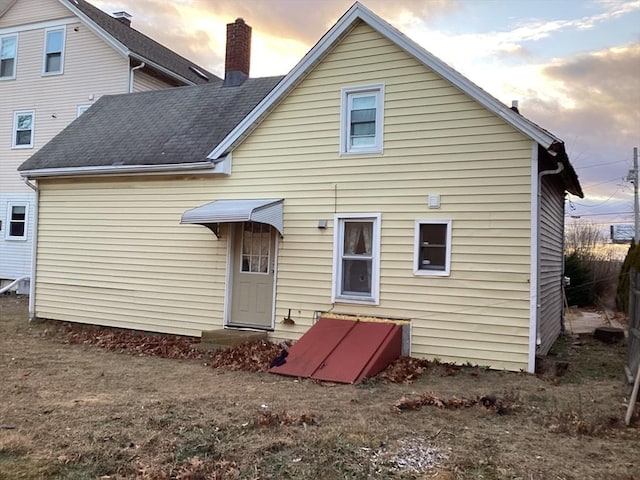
[627,147,639,244]
[633,147,640,245]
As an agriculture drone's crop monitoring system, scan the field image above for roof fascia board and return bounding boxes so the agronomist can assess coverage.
[0,0,17,17]
[355,4,559,148]
[129,52,196,86]
[208,2,558,160]
[20,161,215,179]
[57,0,129,58]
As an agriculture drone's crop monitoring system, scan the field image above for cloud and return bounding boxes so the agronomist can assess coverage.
[518,43,640,220]
[91,0,458,76]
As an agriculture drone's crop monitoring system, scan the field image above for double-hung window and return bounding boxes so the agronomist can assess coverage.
[43,27,65,75]
[12,111,34,148]
[6,203,28,240]
[340,84,384,154]
[332,214,381,304]
[414,220,452,276]
[0,34,17,80]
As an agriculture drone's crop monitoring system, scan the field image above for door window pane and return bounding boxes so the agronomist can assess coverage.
[240,222,271,274]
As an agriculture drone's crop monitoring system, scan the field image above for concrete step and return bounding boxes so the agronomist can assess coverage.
[200,329,267,347]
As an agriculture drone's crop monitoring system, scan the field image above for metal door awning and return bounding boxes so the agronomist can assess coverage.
[180,198,284,237]
[269,317,402,384]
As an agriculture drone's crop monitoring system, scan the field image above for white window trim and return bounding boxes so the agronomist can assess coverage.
[42,26,65,76]
[5,202,28,241]
[339,83,384,155]
[413,219,452,277]
[77,104,91,117]
[12,110,34,149]
[0,34,18,81]
[332,213,381,305]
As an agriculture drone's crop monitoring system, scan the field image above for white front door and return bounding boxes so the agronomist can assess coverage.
[229,222,276,329]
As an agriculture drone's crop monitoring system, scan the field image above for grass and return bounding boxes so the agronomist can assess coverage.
[1,295,639,479]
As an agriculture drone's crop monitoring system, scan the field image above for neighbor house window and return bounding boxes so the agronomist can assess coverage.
[0,34,17,80]
[340,84,384,154]
[43,27,65,74]
[414,220,452,276]
[332,213,381,304]
[6,203,28,240]
[12,111,34,148]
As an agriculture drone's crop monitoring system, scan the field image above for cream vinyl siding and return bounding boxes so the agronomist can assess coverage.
[35,177,229,336]
[133,70,175,92]
[0,20,128,193]
[538,175,565,354]
[0,0,70,27]
[232,22,534,371]
[34,22,534,371]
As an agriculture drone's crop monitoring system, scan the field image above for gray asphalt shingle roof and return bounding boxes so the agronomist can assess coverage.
[18,76,283,171]
[67,0,219,85]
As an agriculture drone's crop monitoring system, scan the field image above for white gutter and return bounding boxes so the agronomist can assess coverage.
[20,161,216,179]
[129,61,145,93]
[23,177,39,321]
[528,143,564,373]
[129,53,198,87]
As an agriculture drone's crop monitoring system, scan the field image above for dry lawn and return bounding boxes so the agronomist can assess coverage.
[0,295,638,480]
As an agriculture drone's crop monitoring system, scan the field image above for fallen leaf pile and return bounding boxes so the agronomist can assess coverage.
[64,325,205,359]
[376,356,431,383]
[256,410,318,428]
[393,392,515,415]
[210,341,284,372]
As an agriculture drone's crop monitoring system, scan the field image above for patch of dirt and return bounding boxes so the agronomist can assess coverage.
[1,295,639,480]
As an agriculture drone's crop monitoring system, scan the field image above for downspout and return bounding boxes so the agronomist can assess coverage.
[533,155,564,366]
[129,62,145,93]
[23,177,39,321]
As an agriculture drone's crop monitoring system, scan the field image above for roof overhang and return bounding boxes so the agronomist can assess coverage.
[180,199,284,237]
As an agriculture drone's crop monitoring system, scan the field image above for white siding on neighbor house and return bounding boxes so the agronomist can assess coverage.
[34,22,535,371]
[133,70,175,92]
[0,17,128,193]
[0,0,71,27]
[0,192,34,279]
[538,174,565,354]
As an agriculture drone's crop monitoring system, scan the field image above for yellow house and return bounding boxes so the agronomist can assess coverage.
[19,3,583,372]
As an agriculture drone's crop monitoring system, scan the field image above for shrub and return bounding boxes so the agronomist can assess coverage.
[565,252,593,307]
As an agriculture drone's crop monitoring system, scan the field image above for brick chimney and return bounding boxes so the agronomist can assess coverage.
[224,18,251,87]
[112,11,132,27]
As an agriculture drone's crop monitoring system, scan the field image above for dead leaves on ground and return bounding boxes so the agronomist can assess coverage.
[64,325,205,360]
[393,392,516,415]
[210,341,283,372]
[256,410,318,428]
[58,321,479,383]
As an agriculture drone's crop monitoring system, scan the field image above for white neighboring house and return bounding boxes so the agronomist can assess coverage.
[0,0,218,293]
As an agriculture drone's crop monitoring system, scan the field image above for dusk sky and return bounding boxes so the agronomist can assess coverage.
[93,0,640,233]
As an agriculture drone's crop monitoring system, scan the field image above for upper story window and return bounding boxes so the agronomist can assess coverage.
[12,111,34,148]
[0,34,17,80]
[43,27,65,75]
[332,213,381,304]
[340,84,384,155]
[6,203,28,240]
[414,220,452,276]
